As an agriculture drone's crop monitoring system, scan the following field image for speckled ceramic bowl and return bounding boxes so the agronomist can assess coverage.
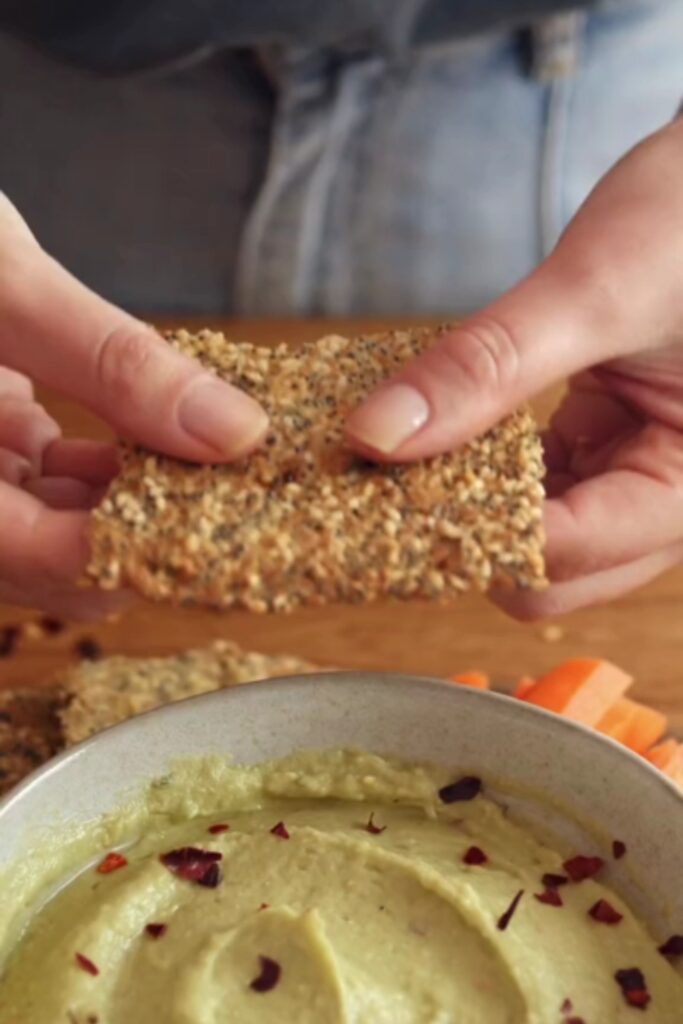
[1,673,681,938]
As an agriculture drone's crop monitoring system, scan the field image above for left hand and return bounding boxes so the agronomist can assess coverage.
[346,117,683,618]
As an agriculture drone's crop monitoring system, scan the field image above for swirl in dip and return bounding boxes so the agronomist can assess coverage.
[0,749,681,1022]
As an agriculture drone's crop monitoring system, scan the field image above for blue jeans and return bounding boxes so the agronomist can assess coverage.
[236,0,683,315]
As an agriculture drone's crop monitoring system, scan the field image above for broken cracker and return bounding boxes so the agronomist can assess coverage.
[87,328,546,611]
[59,640,320,745]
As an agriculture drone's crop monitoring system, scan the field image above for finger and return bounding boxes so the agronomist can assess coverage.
[545,424,683,581]
[42,438,120,485]
[23,477,97,510]
[0,448,31,486]
[493,544,682,621]
[0,479,88,587]
[0,196,268,461]
[0,397,60,469]
[0,367,33,401]
[346,120,683,460]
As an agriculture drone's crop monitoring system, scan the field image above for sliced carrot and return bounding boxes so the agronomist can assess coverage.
[645,738,679,771]
[520,658,632,726]
[513,676,536,700]
[596,698,667,755]
[645,740,683,784]
[448,671,490,691]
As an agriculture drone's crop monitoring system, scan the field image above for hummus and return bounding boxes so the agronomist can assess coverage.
[0,749,681,1023]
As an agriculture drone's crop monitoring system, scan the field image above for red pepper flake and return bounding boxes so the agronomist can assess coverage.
[567,1018,586,1024]
[96,851,128,875]
[145,922,167,939]
[75,952,99,976]
[615,967,651,1010]
[39,615,66,635]
[659,934,683,958]
[75,637,103,661]
[542,872,569,890]
[534,888,563,907]
[0,625,20,658]
[250,955,282,993]
[207,823,230,835]
[160,847,222,886]
[612,839,627,860]
[438,776,482,804]
[259,903,270,911]
[563,854,605,883]
[364,812,386,835]
[463,846,488,866]
[197,862,223,888]
[560,998,573,1014]
[270,821,290,839]
[589,899,623,925]
[497,889,524,931]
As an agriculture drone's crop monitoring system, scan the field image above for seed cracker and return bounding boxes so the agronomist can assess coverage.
[58,640,320,745]
[87,327,546,611]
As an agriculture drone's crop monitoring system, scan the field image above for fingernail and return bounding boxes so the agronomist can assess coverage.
[179,377,269,458]
[347,384,430,454]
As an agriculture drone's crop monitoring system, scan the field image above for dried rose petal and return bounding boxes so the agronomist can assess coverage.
[463,846,488,866]
[497,889,524,931]
[250,955,281,993]
[659,934,683,958]
[615,967,651,1010]
[612,839,627,860]
[589,899,623,925]
[563,854,605,883]
[438,776,482,804]
[270,821,290,839]
[534,888,563,907]
[208,823,230,835]
[197,862,223,888]
[364,812,386,835]
[75,952,99,976]
[160,847,222,884]
[542,872,569,889]
[96,851,128,875]
[145,923,167,939]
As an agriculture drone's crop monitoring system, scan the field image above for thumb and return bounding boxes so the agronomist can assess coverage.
[345,272,612,460]
[346,117,683,461]
[0,194,268,462]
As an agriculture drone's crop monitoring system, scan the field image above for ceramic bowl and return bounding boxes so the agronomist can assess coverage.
[1,672,681,937]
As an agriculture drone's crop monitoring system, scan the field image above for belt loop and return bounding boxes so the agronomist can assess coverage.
[530,11,587,82]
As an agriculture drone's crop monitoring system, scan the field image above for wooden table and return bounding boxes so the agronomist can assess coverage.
[0,317,681,730]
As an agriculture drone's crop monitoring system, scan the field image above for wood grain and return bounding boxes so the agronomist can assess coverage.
[0,318,681,730]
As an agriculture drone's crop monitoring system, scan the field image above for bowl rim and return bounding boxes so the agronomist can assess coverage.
[2,670,681,820]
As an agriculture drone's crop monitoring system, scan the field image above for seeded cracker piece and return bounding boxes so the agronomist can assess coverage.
[87,328,546,610]
[59,640,320,745]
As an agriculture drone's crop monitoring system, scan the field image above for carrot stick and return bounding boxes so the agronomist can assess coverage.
[520,658,632,726]
[448,671,490,690]
[596,698,667,755]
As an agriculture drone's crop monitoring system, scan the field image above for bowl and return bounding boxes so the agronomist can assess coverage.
[1,672,682,937]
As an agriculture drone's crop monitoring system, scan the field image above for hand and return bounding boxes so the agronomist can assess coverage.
[0,195,268,618]
[346,118,683,618]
